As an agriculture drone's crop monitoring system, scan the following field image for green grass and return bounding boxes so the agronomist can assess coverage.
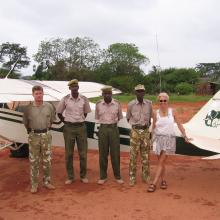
[89,93,212,103]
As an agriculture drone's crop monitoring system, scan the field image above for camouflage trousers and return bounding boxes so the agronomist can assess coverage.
[28,132,52,188]
[129,128,151,183]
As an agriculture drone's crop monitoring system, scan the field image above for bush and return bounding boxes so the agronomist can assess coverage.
[107,76,135,93]
[175,82,193,95]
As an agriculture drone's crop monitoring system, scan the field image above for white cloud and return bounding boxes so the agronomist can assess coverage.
[0,0,220,75]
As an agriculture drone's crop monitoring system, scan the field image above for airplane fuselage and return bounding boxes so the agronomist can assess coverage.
[0,105,216,157]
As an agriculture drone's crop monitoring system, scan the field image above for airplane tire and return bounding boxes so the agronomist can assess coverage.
[10,143,29,158]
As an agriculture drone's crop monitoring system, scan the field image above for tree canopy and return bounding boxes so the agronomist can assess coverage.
[0,42,30,70]
[32,39,149,91]
[0,42,30,78]
[33,37,102,71]
[196,62,220,82]
[1,37,218,94]
[144,67,200,94]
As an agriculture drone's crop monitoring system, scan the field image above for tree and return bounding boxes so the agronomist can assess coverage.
[34,37,102,71]
[105,43,149,76]
[196,62,220,81]
[32,62,49,80]
[0,42,30,76]
[33,37,103,80]
[175,82,193,95]
[64,37,102,70]
[164,68,198,83]
[94,43,149,88]
[0,68,20,79]
[49,60,68,80]
[33,38,65,65]
[107,75,137,93]
[144,67,199,94]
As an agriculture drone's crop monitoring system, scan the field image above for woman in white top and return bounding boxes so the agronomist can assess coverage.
[147,92,190,192]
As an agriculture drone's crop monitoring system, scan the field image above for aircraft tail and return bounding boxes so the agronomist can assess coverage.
[184,90,220,153]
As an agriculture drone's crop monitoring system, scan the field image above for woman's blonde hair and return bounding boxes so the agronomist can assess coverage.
[157,92,169,101]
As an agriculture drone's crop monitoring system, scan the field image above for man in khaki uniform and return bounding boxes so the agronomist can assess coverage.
[95,86,124,185]
[126,84,153,186]
[57,79,91,184]
[23,85,56,193]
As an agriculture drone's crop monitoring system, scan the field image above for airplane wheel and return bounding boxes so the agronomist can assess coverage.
[10,143,29,158]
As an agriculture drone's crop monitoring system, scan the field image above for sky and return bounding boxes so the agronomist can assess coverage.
[0,0,220,76]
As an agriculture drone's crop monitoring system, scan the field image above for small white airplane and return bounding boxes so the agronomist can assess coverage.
[0,78,219,158]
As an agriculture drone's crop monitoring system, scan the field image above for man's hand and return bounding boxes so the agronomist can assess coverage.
[57,113,65,122]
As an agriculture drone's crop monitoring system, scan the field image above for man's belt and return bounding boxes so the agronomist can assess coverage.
[100,123,117,128]
[132,124,149,130]
[64,121,85,126]
[29,128,49,133]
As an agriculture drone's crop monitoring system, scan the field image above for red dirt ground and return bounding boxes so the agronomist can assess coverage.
[1,101,220,220]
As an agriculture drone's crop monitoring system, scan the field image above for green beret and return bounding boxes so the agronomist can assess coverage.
[68,79,78,87]
[134,84,145,91]
[101,85,112,93]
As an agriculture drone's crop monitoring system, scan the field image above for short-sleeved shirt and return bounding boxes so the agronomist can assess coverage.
[95,99,123,124]
[56,94,91,123]
[126,99,152,126]
[23,102,56,130]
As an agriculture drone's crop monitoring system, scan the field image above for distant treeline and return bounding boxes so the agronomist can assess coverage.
[0,38,220,94]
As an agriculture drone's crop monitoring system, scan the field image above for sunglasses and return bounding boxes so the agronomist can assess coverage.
[159,100,167,103]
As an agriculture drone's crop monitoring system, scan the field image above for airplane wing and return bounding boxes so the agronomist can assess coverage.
[0,78,60,102]
[40,81,121,98]
[0,78,121,102]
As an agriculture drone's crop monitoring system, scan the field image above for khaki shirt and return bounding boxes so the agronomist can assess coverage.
[95,99,123,124]
[56,94,91,123]
[23,102,56,130]
[126,99,152,126]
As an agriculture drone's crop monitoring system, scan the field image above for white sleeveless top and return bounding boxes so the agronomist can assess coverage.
[154,108,175,136]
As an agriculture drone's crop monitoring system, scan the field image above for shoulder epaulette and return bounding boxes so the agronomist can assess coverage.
[64,94,71,99]
[145,99,152,104]
[128,99,136,106]
[79,94,89,100]
[96,99,103,105]
[112,98,120,104]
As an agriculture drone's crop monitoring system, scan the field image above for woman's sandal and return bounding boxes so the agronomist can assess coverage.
[147,184,156,192]
[160,180,167,189]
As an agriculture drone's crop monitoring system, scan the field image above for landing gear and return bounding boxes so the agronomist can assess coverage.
[10,143,29,158]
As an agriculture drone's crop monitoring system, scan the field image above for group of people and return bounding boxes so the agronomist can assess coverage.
[23,79,190,194]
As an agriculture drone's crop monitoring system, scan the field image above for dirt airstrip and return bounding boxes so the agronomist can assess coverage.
[0,101,220,220]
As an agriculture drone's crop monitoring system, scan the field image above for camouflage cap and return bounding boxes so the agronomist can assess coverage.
[134,84,145,91]
[101,85,112,93]
[68,79,78,87]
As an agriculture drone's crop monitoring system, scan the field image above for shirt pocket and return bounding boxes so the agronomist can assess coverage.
[42,109,51,119]
[79,102,85,115]
[111,108,118,120]
[99,109,106,117]
[132,112,141,122]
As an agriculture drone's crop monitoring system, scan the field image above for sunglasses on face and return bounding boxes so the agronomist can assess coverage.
[159,100,167,103]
